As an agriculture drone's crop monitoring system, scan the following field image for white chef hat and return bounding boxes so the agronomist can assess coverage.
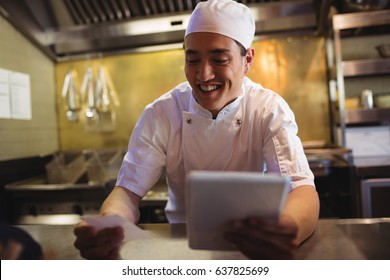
[184,0,255,49]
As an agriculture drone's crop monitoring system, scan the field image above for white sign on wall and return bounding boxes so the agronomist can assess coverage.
[0,68,11,119]
[0,67,31,120]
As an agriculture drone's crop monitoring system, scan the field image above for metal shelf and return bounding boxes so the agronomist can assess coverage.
[329,59,390,79]
[334,108,390,125]
[327,9,390,146]
[332,10,390,31]
[342,58,390,77]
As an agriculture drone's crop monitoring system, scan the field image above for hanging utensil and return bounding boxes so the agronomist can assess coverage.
[81,66,99,132]
[95,65,119,132]
[95,66,120,112]
[61,70,81,122]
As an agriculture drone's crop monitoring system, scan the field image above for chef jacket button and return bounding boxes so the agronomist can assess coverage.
[236,118,242,126]
[186,118,192,124]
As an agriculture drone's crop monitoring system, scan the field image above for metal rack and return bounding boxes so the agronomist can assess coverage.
[326,10,390,146]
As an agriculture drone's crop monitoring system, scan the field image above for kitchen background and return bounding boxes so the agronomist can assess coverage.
[56,36,329,151]
[1,17,330,158]
[0,0,389,224]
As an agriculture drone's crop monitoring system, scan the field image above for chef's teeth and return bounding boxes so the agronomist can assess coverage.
[200,85,218,92]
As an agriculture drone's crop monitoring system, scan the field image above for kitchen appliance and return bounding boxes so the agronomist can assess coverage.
[4,149,168,225]
[343,123,390,218]
[354,155,390,217]
[361,178,390,217]
[0,0,319,60]
[304,143,356,218]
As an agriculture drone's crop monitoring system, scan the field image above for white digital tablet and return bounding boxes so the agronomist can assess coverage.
[185,171,290,251]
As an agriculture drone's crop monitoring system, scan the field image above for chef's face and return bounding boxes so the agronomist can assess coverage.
[184,32,254,118]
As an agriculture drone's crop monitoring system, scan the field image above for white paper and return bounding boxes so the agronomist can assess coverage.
[9,71,31,120]
[0,68,11,119]
[81,215,150,242]
[345,126,390,157]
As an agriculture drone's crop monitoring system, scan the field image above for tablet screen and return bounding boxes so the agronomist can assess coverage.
[185,171,290,250]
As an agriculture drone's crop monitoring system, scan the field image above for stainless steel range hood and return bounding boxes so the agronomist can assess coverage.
[0,0,319,61]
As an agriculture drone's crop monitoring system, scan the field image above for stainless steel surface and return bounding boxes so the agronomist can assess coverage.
[4,160,168,225]
[335,107,390,124]
[327,9,390,146]
[342,58,390,77]
[354,156,390,177]
[5,174,168,224]
[17,218,390,259]
[0,0,318,60]
[332,9,390,30]
[5,180,106,191]
[4,175,112,224]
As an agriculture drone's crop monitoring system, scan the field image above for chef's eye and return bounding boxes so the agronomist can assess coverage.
[213,59,229,65]
[212,55,229,65]
[185,55,200,65]
[186,59,200,65]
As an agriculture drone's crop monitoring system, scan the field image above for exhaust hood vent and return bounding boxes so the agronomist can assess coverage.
[62,0,197,25]
[0,0,320,61]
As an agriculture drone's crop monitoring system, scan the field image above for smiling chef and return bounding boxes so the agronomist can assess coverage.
[74,0,319,260]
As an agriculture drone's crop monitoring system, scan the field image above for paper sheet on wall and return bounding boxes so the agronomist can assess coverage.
[0,68,11,119]
[9,71,31,120]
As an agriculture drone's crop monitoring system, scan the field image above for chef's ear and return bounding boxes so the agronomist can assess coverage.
[244,48,255,73]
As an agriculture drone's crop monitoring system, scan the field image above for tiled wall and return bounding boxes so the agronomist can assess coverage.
[0,16,58,160]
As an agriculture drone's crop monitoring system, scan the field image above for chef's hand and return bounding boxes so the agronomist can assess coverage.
[73,221,124,260]
[224,214,299,260]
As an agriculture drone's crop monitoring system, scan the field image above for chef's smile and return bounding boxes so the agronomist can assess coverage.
[199,84,219,92]
[184,32,253,118]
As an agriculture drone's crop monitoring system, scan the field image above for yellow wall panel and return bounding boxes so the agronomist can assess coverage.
[56,35,329,151]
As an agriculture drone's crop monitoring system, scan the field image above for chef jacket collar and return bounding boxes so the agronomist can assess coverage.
[188,83,245,120]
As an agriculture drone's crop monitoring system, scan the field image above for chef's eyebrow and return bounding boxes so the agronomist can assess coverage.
[185,48,230,55]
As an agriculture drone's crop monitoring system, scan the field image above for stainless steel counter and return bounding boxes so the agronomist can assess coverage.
[17,218,390,260]
[354,156,390,178]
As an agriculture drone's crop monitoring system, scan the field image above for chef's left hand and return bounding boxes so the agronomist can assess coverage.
[224,214,299,260]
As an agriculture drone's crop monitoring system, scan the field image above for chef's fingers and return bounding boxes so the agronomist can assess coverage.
[73,223,97,238]
[96,227,124,246]
[226,227,297,254]
[231,215,299,236]
[225,232,295,260]
[74,226,124,259]
[226,218,298,252]
[78,241,121,260]
[0,239,23,260]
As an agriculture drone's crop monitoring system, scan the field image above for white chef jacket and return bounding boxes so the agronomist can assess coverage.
[116,77,315,223]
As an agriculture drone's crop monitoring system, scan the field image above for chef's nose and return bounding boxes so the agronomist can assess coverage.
[197,61,215,82]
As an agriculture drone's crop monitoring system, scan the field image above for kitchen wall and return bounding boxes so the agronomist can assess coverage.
[0,16,58,161]
[0,10,329,161]
[56,35,330,151]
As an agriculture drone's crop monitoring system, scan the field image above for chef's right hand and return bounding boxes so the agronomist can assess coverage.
[73,221,124,260]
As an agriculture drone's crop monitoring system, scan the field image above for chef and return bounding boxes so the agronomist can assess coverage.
[74,0,319,260]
